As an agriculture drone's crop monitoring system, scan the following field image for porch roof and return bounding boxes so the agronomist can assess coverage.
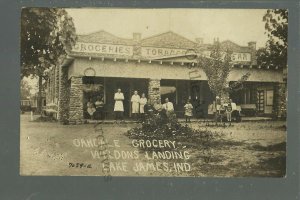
[67,57,283,83]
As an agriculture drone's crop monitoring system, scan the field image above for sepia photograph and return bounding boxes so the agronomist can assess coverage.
[20,8,287,177]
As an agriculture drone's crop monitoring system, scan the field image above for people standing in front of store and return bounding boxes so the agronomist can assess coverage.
[95,96,104,120]
[162,98,174,118]
[226,99,233,125]
[114,88,124,122]
[153,97,163,114]
[144,100,154,115]
[87,98,96,120]
[131,90,140,120]
[184,99,193,123]
[139,93,147,120]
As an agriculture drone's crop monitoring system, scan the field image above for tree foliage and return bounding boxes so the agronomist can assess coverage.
[197,41,231,97]
[258,9,288,119]
[21,8,77,79]
[21,8,77,111]
[197,41,250,98]
[257,9,288,68]
[20,79,32,100]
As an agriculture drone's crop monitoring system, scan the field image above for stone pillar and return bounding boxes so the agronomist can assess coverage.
[273,82,287,119]
[69,76,84,122]
[148,79,161,104]
[57,65,70,122]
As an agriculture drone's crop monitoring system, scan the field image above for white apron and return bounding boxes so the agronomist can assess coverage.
[131,94,140,114]
[114,92,124,112]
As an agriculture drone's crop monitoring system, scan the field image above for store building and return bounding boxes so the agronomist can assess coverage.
[45,30,284,122]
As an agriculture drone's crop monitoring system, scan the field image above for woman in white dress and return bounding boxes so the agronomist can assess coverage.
[114,88,124,121]
[139,93,147,114]
[131,90,140,120]
[139,93,147,121]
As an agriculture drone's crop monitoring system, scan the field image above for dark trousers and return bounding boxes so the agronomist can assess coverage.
[185,116,191,122]
[132,113,139,120]
[96,108,104,120]
[114,111,124,120]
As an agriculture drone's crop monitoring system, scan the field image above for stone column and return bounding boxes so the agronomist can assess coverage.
[148,79,161,104]
[57,65,70,122]
[69,76,84,123]
[273,82,287,119]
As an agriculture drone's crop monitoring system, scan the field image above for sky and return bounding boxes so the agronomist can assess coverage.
[66,8,269,48]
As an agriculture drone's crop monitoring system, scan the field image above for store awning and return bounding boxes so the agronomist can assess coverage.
[67,57,283,83]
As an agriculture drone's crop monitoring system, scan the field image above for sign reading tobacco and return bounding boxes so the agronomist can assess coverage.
[141,47,188,58]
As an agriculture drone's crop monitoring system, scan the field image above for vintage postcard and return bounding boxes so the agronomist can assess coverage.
[20,8,287,177]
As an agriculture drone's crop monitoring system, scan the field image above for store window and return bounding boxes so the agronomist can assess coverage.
[82,77,105,119]
[241,87,257,104]
[161,80,176,104]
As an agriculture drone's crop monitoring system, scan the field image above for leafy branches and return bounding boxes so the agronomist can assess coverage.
[21,8,77,111]
[21,8,77,79]
[258,9,288,68]
[197,41,250,98]
[197,42,231,97]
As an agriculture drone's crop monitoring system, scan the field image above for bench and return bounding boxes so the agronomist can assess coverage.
[42,108,58,118]
[240,104,257,116]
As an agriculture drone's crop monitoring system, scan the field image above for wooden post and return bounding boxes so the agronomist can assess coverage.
[30,111,34,121]
[129,80,133,118]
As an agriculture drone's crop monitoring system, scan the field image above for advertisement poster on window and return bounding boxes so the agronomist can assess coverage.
[266,90,274,106]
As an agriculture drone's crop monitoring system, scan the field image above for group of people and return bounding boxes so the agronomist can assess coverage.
[212,96,235,123]
[86,88,149,121]
[87,96,104,120]
[114,89,148,121]
[113,88,194,123]
[86,88,192,122]
[86,88,234,124]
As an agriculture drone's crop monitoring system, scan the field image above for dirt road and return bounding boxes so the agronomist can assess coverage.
[20,114,175,176]
[20,114,286,177]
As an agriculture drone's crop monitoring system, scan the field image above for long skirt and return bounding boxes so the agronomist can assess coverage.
[140,104,145,113]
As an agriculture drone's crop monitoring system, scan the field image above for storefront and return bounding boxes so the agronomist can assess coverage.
[45,30,284,122]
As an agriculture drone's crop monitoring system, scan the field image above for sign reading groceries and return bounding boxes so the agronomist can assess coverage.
[72,42,134,56]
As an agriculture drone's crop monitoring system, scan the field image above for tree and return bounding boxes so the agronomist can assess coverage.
[258,9,288,68]
[21,8,77,112]
[258,9,288,118]
[197,41,250,99]
[20,78,32,100]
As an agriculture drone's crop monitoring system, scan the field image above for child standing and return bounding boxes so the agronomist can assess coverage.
[184,100,193,123]
[226,99,233,125]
